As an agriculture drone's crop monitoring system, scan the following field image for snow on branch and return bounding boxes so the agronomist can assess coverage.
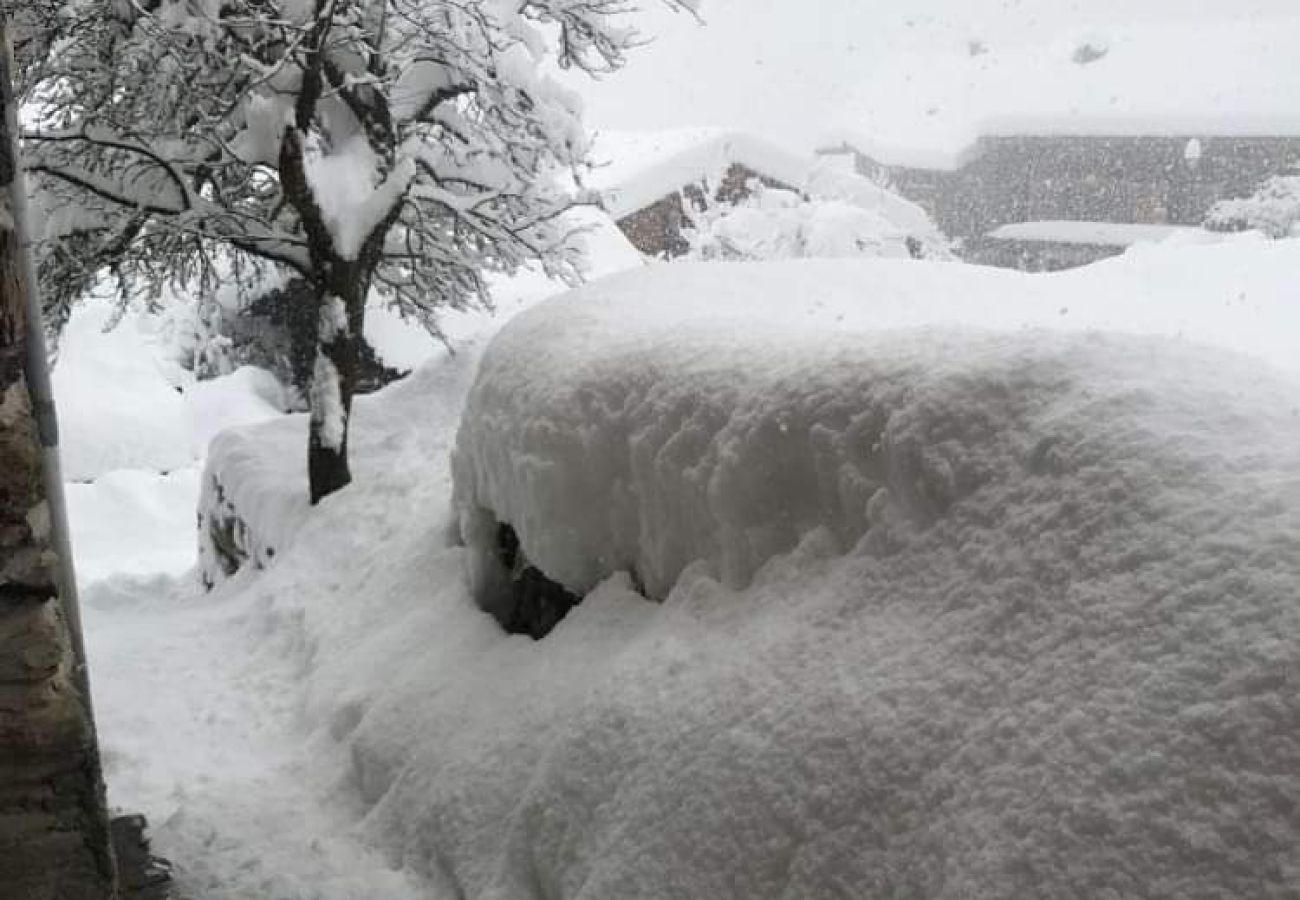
[26,0,695,340]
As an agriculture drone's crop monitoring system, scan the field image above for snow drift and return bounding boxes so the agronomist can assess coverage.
[178,246,1300,898]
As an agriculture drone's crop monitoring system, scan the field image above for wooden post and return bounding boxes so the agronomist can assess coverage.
[0,18,118,900]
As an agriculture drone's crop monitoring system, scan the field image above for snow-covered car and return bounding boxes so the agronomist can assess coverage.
[450,257,1300,896]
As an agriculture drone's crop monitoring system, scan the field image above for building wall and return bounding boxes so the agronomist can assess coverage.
[2,77,117,897]
[618,192,693,258]
[616,163,793,259]
[868,135,1300,246]
[963,236,1125,272]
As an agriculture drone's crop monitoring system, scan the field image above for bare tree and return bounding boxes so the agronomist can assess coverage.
[25,0,697,502]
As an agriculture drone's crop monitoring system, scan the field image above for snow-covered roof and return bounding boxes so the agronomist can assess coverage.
[825,17,1300,170]
[585,129,814,220]
[985,221,1204,247]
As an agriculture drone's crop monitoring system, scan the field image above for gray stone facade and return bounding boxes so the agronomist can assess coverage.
[849,134,1300,264]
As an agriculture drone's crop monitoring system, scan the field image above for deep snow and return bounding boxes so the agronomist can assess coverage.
[114,236,1299,898]
[43,4,1300,896]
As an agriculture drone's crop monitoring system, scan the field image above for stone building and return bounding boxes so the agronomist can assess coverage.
[587,129,811,257]
[828,133,1300,268]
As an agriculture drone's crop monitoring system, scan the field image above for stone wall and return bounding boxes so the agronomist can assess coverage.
[1,215,117,900]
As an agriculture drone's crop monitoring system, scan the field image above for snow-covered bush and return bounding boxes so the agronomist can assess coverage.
[1203,174,1300,238]
[687,177,951,262]
[182,281,405,407]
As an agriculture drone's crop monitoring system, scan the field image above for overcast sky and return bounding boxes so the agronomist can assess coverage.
[568,0,1299,152]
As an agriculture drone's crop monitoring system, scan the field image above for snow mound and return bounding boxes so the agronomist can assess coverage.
[451,255,1300,600]
[687,173,952,263]
[186,245,1300,898]
[272,296,1299,898]
[67,467,202,585]
[53,297,293,481]
[53,299,193,480]
[199,412,310,586]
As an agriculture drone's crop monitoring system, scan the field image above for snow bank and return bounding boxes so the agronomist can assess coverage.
[67,467,202,585]
[806,162,945,240]
[52,297,293,598]
[986,221,1208,247]
[198,413,309,587]
[53,299,194,481]
[215,262,1300,897]
[196,238,642,588]
[53,297,292,478]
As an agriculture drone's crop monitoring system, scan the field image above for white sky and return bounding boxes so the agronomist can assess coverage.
[568,0,1299,153]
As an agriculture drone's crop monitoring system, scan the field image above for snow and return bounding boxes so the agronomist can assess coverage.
[304,133,412,261]
[41,6,1300,898]
[310,297,351,452]
[72,231,1300,898]
[826,17,1300,169]
[450,249,1300,600]
[66,468,201,585]
[50,295,292,601]
[1204,175,1300,239]
[587,129,813,220]
[83,577,429,900]
[187,366,290,458]
[688,185,950,262]
[53,297,291,483]
[53,299,193,482]
[806,162,945,239]
[985,221,1207,247]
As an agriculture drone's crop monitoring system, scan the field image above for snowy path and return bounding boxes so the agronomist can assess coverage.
[83,577,427,900]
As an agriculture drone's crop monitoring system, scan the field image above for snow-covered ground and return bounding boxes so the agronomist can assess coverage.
[64,230,1300,897]
[58,216,641,899]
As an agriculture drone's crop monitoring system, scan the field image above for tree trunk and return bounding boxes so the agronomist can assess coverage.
[306,271,365,505]
[0,21,118,898]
